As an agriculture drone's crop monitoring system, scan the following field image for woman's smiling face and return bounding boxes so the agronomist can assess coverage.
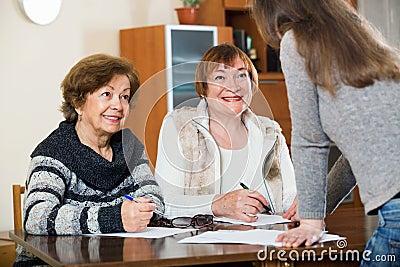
[205,57,252,116]
[76,74,131,137]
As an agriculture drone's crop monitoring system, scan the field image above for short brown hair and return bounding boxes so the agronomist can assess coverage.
[60,53,140,122]
[195,43,258,97]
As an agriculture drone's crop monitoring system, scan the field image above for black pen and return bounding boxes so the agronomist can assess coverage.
[239,182,273,215]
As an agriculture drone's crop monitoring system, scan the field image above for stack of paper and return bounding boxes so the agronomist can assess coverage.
[94,227,197,238]
[214,214,291,226]
[178,229,345,246]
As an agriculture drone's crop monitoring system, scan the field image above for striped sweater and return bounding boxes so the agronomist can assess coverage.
[23,121,164,235]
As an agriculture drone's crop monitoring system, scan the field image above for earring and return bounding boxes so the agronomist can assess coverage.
[78,113,82,121]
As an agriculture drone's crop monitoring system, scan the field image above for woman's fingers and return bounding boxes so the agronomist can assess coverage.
[212,189,271,219]
[276,219,325,247]
[283,196,297,219]
[133,197,153,203]
[137,202,157,212]
[248,190,269,208]
[121,201,157,232]
[283,196,300,221]
[241,199,264,214]
[283,207,297,220]
[236,212,258,223]
[278,231,310,247]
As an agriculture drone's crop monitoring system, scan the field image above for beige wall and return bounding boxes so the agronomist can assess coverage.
[0,0,180,231]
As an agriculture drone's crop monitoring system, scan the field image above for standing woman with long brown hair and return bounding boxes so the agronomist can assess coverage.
[252,0,400,262]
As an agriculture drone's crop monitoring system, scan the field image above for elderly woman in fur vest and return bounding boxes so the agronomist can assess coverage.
[155,44,353,222]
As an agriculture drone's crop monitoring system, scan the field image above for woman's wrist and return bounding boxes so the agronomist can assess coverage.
[300,218,325,230]
[211,194,223,216]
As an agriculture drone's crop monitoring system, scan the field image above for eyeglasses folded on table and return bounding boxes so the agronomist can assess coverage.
[149,214,213,229]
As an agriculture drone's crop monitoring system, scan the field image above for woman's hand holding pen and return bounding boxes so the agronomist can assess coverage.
[121,197,156,232]
[211,189,269,222]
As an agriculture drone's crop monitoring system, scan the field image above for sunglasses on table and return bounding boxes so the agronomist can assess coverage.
[149,214,214,229]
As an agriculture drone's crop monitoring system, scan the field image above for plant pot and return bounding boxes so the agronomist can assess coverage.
[175,7,199,25]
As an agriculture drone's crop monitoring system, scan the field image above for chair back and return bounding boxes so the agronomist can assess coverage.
[12,184,25,230]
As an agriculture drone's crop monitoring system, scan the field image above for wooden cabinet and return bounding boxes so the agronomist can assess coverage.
[198,0,268,74]
[120,25,233,169]
[258,74,291,145]
[121,25,232,83]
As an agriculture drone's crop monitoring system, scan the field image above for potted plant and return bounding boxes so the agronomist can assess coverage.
[175,0,203,25]
[181,0,202,7]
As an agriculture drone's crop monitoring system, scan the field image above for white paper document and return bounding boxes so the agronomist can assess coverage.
[178,229,345,246]
[214,214,291,226]
[95,227,197,239]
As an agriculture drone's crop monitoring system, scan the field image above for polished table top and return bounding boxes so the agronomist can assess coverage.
[9,208,377,267]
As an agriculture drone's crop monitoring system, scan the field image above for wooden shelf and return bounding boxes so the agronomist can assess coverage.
[224,0,253,10]
[198,0,270,73]
[258,72,284,81]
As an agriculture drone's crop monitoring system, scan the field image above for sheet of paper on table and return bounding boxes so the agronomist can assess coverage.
[214,214,291,226]
[178,229,346,246]
[92,227,197,239]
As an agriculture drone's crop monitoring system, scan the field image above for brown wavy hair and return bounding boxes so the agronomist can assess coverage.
[252,0,400,93]
[60,54,140,122]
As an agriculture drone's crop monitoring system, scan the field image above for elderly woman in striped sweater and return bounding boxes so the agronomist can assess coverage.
[15,54,164,266]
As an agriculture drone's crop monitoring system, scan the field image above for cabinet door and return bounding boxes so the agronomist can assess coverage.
[258,80,292,145]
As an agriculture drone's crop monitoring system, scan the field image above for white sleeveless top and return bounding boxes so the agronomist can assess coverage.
[219,144,252,193]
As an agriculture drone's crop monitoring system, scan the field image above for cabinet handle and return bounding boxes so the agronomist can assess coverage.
[259,80,279,85]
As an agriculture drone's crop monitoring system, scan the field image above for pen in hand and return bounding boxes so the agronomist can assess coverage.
[124,195,163,216]
[239,182,273,215]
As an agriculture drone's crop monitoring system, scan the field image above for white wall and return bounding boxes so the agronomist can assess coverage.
[358,0,400,48]
[0,0,181,231]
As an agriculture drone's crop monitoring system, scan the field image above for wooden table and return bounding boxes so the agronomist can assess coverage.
[9,208,377,267]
